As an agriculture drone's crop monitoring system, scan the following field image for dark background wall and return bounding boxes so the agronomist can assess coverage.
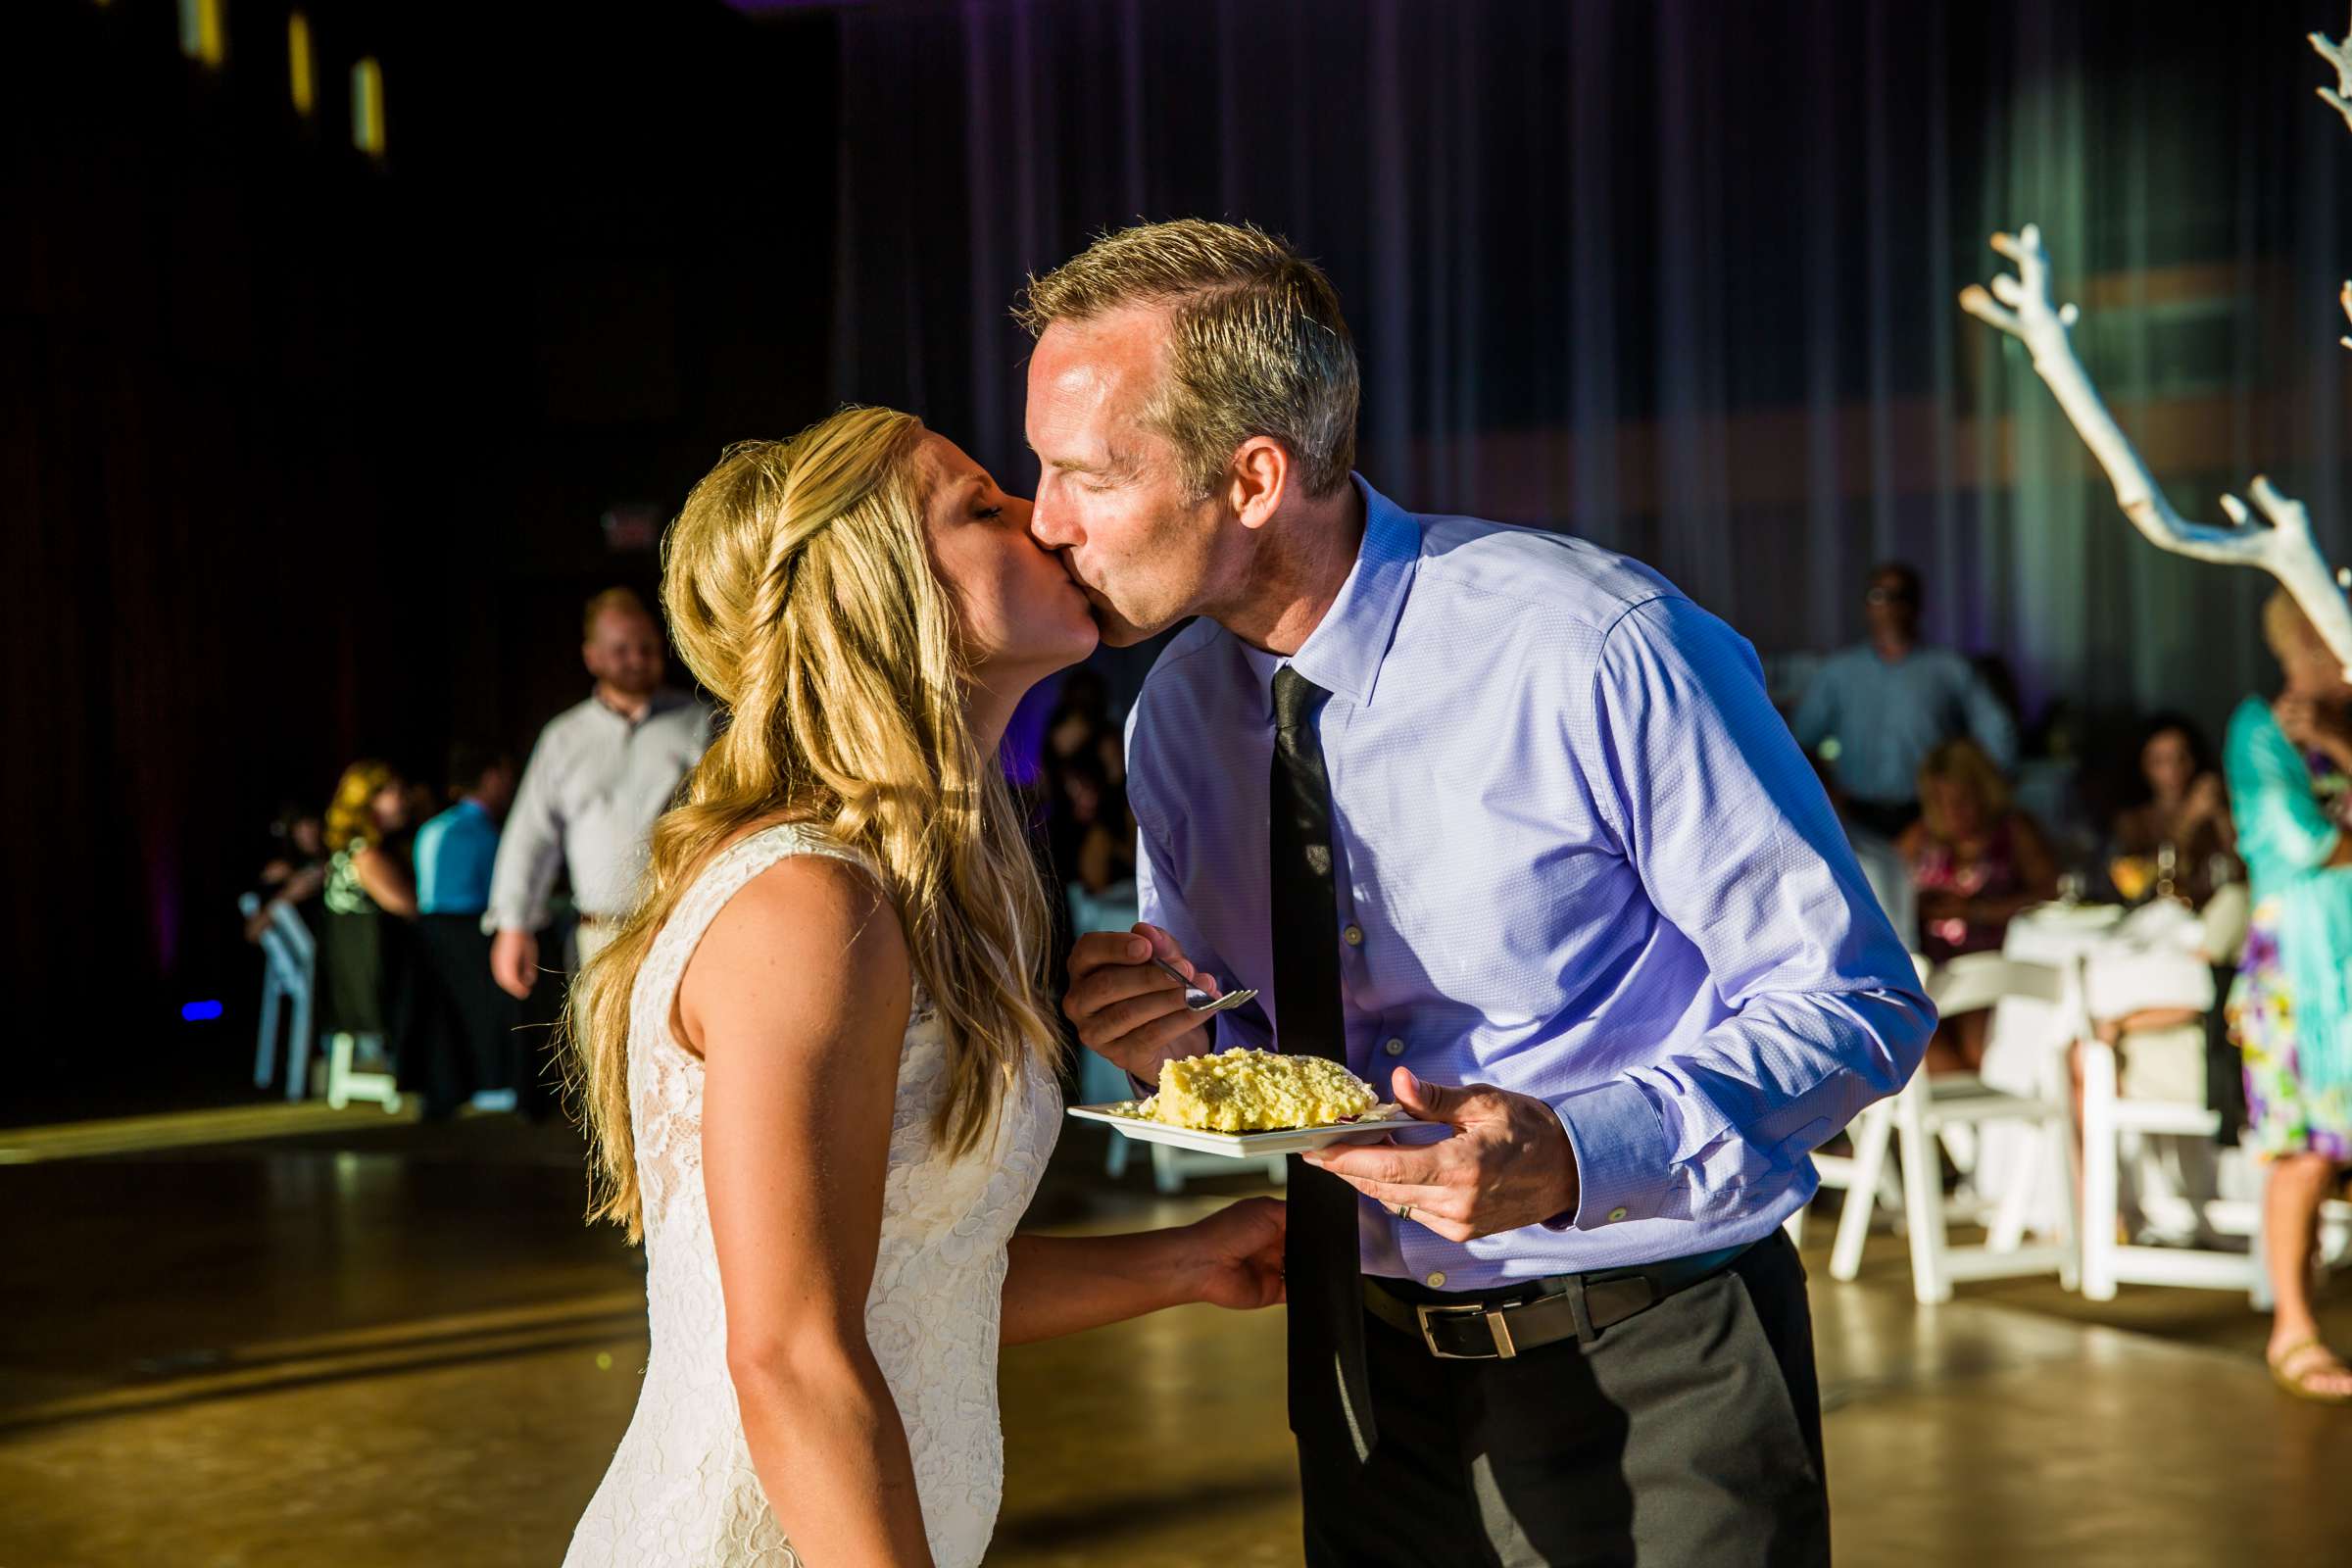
[3,0,835,1113]
[17,0,2352,1117]
[832,0,2352,727]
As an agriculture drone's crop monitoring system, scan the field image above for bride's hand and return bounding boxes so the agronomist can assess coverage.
[1181,1197,1288,1310]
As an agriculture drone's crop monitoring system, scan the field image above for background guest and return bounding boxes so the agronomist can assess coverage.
[412,743,519,1117]
[1048,753,1136,900]
[417,744,514,916]
[258,803,327,891]
[485,588,712,1001]
[1903,736,2058,1071]
[318,760,417,1075]
[2079,714,2256,1139]
[242,803,327,945]
[1793,562,2020,840]
[2110,712,2240,907]
[2224,590,2352,1402]
[1044,666,1124,787]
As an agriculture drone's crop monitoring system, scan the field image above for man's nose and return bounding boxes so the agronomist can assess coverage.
[1028,480,1075,550]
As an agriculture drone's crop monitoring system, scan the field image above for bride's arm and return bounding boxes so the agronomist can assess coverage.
[1001,1198,1286,1346]
[689,856,933,1568]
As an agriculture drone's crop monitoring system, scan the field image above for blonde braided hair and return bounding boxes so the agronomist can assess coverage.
[566,406,1060,1242]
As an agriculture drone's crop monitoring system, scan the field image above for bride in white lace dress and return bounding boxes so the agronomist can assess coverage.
[562,408,1286,1568]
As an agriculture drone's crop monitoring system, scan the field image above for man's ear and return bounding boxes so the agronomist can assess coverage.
[1227,438,1291,531]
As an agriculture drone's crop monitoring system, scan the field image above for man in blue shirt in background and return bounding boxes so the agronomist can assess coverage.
[416,745,513,916]
[1790,562,2020,841]
[413,744,517,1117]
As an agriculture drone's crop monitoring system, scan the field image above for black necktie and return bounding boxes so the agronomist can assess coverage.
[1269,664,1377,1460]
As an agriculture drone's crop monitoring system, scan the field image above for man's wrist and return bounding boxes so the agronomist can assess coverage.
[1131,1028,1218,1093]
[1125,1045,1181,1097]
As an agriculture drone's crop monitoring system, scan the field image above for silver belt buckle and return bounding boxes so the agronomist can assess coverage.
[1415,1300,1518,1359]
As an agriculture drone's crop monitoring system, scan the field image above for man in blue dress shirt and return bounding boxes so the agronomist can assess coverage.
[1033,221,1934,1566]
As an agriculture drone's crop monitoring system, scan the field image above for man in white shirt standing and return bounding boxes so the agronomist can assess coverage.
[487,588,712,1001]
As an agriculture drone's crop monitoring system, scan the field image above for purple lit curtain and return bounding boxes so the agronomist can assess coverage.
[833,0,2352,735]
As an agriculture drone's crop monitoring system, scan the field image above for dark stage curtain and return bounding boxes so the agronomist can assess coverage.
[5,1,835,1109]
[834,0,2352,731]
[2,12,440,1105]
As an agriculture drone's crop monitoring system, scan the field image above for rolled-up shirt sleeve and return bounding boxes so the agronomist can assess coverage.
[1557,596,1935,1231]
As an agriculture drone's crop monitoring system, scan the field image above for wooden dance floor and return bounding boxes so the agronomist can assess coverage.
[3,1111,2349,1566]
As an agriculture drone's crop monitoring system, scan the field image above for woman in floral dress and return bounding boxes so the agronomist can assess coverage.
[2226,590,2352,1402]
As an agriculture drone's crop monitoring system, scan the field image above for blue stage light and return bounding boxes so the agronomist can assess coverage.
[181,1000,224,1022]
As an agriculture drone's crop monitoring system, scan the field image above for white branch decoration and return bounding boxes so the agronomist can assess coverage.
[1960,226,2352,676]
[2319,15,2352,352]
[1954,10,2352,681]
[2315,18,2352,136]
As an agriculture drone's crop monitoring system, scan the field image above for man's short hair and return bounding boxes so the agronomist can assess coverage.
[583,586,653,641]
[1014,219,1360,501]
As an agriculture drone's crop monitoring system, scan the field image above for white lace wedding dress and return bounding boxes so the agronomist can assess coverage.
[565,822,1059,1567]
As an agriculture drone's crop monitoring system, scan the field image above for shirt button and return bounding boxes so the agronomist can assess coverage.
[1384,1038,1405,1057]
[1343,923,1364,947]
[1425,1271,1447,1289]
[1607,1206,1630,1223]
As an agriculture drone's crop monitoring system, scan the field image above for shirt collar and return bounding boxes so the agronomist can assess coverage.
[1236,472,1418,718]
[591,685,689,727]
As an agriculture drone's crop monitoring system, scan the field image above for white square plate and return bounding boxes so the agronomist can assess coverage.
[1067,1102,1420,1158]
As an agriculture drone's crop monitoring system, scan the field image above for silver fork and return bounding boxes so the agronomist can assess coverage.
[1153,956,1258,1016]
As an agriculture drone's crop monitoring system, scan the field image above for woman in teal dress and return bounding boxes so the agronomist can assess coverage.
[2226,590,2352,1401]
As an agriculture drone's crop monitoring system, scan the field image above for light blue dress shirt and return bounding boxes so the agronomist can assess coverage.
[415,798,500,917]
[1789,643,2020,808]
[1127,477,1934,1289]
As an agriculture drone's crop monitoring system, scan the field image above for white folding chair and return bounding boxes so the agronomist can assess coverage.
[242,894,318,1101]
[1830,953,2083,1302]
[1794,1139,1903,1248]
[323,1031,402,1113]
[2080,1034,2352,1305]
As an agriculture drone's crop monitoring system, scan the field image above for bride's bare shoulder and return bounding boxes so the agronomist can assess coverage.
[674,846,911,1059]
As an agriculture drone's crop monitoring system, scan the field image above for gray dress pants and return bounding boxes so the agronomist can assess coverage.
[1298,1230,1830,1568]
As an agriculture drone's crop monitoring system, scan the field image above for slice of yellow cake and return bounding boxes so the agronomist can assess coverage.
[1139,1048,1380,1132]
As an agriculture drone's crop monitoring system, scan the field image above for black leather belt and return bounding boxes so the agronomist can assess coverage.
[1363,1243,1751,1360]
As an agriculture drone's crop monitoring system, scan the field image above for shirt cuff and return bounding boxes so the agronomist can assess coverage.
[483,904,545,937]
[1545,1078,1674,1232]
